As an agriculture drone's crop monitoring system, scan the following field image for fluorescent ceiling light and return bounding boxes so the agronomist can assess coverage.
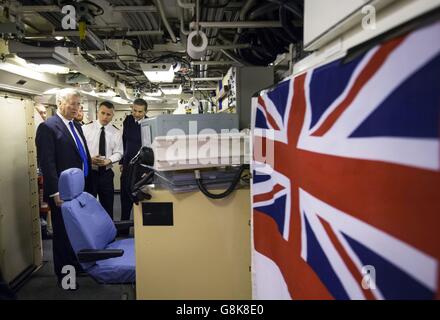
[43,88,61,95]
[141,63,175,83]
[143,96,162,101]
[29,64,70,74]
[161,85,182,95]
[146,90,163,97]
[112,96,131,105]
[81,90,99,98]
[97,89,116,97]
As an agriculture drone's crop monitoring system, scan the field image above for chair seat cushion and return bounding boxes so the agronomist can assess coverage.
[88,239,136,284]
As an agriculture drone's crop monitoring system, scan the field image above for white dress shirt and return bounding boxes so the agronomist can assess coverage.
[82,120,123,171]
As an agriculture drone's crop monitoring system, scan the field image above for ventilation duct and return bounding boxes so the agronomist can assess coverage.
[8,41,70,65]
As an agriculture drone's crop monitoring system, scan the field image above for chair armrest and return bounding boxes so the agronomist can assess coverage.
[114,220,134,231]
[77,249,124,263]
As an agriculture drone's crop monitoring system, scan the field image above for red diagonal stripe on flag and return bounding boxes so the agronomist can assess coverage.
[311,35,407,137]
[253,183,285,203]
[318,216,377,300]
[258,96,280,130]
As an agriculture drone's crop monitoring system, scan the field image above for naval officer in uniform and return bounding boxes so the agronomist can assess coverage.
[120,98,149,227]
[83,101,123,219]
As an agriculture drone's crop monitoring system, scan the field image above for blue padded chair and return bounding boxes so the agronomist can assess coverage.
[59,168,135,284]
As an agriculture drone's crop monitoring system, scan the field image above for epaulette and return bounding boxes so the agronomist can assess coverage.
[84,120,93,125]
[112,124,120,130]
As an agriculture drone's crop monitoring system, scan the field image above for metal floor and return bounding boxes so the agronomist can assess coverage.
[16,194,136,300]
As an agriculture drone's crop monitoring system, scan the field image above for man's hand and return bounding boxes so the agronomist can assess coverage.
[92,156,102,166]
[54,194,64,207]
[96,158,111,167]
[93,156,111,167]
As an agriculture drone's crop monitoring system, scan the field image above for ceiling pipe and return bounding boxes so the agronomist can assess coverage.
[192,87,217,91]
[240,0,257,21]
[207,44,250,50]
[153,0,177,43]
[126,30,164,36]
[82,50,112,55]
[220,49,247,66]
[234,0,257,43]
[52,30,164,37]
[178,6,190,36]
[190,77,223,81]
[95,59,121,63]
[189,21,282,29]
[191,61,235,66]
[177,0,195,11]
[112,6,157,13]
[15,5,60,13]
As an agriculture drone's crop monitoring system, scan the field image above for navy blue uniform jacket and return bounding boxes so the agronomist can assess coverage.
[121,115,147,168]
[36,114,92,201]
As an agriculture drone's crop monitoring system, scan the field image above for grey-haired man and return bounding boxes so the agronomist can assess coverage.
[35,88,93,284]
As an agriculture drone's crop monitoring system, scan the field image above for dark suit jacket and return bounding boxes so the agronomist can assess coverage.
[121,115,147,168]
[35,114,92,200]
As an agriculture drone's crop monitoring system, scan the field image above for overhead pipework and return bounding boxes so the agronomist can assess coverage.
[0,0,304,99]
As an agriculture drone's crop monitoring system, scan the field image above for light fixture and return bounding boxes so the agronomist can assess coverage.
[160,84,182,95]
[43,88,61,95]
[55,36,64,41]
[97,89,116,97]
[81,90,101,99]
[29,64,70,74]
[143,96,162,101]
[112,96,131,105]
[141,63,175,83]
[145,90,163,97]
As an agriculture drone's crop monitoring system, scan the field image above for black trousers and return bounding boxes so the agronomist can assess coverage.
[90,169,114,219]
[120,168,132,221]
[48,198,81,281]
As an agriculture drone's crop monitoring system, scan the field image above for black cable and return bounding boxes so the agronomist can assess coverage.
[280,6,297,42]
[147,54,190,67]
[248,2,278,20]
[235,0,304,66]
[267,0,303,19]
[127,148,155,203]
[132,171,155,191]
[195,165,247,200]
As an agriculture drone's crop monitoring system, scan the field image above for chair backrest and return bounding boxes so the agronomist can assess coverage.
[59,168,116,255]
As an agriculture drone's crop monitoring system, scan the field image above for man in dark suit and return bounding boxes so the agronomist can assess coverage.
[74,104,85,126]
[35,89,92,283]
[120,98,148,226]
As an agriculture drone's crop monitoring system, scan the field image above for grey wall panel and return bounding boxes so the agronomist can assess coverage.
[0,95,40,282]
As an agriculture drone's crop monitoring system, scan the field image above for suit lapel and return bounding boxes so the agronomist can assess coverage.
[54,115,80,157]
[74,121,91,161]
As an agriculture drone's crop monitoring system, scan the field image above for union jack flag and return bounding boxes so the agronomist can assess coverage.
[252,21,440,300]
